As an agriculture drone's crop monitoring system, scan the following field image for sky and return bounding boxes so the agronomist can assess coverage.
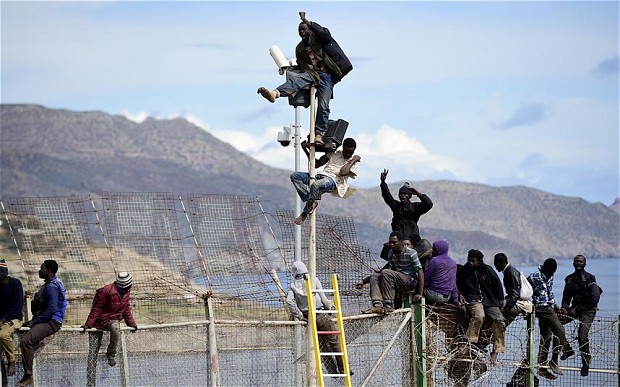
[1,1,618,204]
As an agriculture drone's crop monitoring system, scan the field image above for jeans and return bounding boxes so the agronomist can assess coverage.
[0,319,22,363]
[465,303,506,353]
[369,269,415,307]
[277,69,333,135]
[423,288,450,304]
[87,321,121,386]
[290,172,336,208]
[535,305,572,365]
[20,320,61,375]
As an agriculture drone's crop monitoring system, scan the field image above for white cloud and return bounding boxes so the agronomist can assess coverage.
[122,110,150,123]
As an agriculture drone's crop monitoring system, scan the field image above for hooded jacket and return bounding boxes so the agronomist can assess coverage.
[286,262,330,320]
[457,257,504,307]
[295,21,352,85]
[424,240,458,303]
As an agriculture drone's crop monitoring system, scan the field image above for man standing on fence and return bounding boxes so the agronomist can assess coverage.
[81,272,137,384]
[0,259,24,377]
[17,259,67,387]
[528,258,574,380]
[560,255,602,377]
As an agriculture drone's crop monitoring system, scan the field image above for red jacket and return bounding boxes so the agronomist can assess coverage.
[85,283,136,329]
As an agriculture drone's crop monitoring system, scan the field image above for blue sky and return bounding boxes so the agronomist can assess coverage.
[2,1,618,204]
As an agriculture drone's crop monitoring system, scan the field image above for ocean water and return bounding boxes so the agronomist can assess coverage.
[519,256,619,317]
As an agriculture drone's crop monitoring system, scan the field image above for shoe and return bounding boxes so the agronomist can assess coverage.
[580,362,589,377]
[257,87,276,103]
[549,361,563,375]
[15,374,33,387]
[383,304,395,314]
[537,369,557,380]
[314,133,324,145]
[560,349,575,360]
[361,306,385,315]
[7,361,16,376]
[107,357,117,367]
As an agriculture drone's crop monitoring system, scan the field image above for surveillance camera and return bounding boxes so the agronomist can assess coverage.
[270,45,295,75]
[277,126,292,147]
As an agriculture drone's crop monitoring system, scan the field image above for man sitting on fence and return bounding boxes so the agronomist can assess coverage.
[560,254,602,377]
[17,260,67,387]
[456,249,505,364]
[0,258,24,377]
[81,272,138,385]
[528,258,574,380]
[356,231,424,314]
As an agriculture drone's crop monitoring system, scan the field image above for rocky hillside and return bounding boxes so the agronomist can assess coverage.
[1,104,618,264]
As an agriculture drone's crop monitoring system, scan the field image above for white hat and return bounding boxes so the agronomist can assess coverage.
[116,272,133,288]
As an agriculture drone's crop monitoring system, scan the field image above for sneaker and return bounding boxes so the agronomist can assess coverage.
[560,349,575,360]
[7,361,16,376]
[361,306,385,315]
[537,369,557,380]
[580,362,589,377]
[107,357,117,367]
[549,361,562,375]
[383,304,395,314]
[314,133,324,145]
[257,87,276,103]
[15,374,33,387]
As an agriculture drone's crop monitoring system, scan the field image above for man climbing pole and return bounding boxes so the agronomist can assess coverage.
[257,11,352,145]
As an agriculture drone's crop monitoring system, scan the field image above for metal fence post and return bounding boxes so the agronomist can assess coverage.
[526,311,535,387]
[119,330,129,387]
[204,294,220,387]
[413,298,427,387]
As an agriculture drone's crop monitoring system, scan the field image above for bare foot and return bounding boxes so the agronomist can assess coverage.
[307,200,319,214]
[294,213,307,225]
[489,351,498,365]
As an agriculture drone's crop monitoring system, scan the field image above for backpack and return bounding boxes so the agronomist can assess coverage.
[31,280,63,317]
[519,272,533,300]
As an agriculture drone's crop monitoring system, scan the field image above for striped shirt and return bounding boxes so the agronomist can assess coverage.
[386,246,422,277]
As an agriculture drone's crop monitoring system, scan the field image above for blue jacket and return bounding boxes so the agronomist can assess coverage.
[33,277,67,324]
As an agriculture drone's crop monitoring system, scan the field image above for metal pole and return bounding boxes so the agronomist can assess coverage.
[307,86,318,387]
[294,106,302,264]
[526,311,535,387]
[205,295,220,387]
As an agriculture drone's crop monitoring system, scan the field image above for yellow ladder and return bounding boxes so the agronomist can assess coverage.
[305,274,351,387]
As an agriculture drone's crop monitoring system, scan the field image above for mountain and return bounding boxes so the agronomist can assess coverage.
[1,104,618,264]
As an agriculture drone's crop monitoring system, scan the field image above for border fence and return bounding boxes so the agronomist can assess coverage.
[0,193,618,386]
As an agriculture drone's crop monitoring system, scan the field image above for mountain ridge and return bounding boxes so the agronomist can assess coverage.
[1,104,618,264]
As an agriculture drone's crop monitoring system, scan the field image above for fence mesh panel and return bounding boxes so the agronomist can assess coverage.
[0,194,618,386]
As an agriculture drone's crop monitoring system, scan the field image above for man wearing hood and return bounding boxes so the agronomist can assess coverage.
[379,169,433,240]
[423,240,458,305]
[456,249,505,364]
[257,11,352,146]
[286,261,346,375]
[560,255,602,377]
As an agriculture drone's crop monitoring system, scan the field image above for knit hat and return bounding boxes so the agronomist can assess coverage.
[398,182,414,195]
[116,272,133,288]
[0,259,7,275]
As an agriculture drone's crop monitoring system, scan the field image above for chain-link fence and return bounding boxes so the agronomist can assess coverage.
[0,194,618,386]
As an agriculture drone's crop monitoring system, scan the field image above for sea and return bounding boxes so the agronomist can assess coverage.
[519,257,619,318]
